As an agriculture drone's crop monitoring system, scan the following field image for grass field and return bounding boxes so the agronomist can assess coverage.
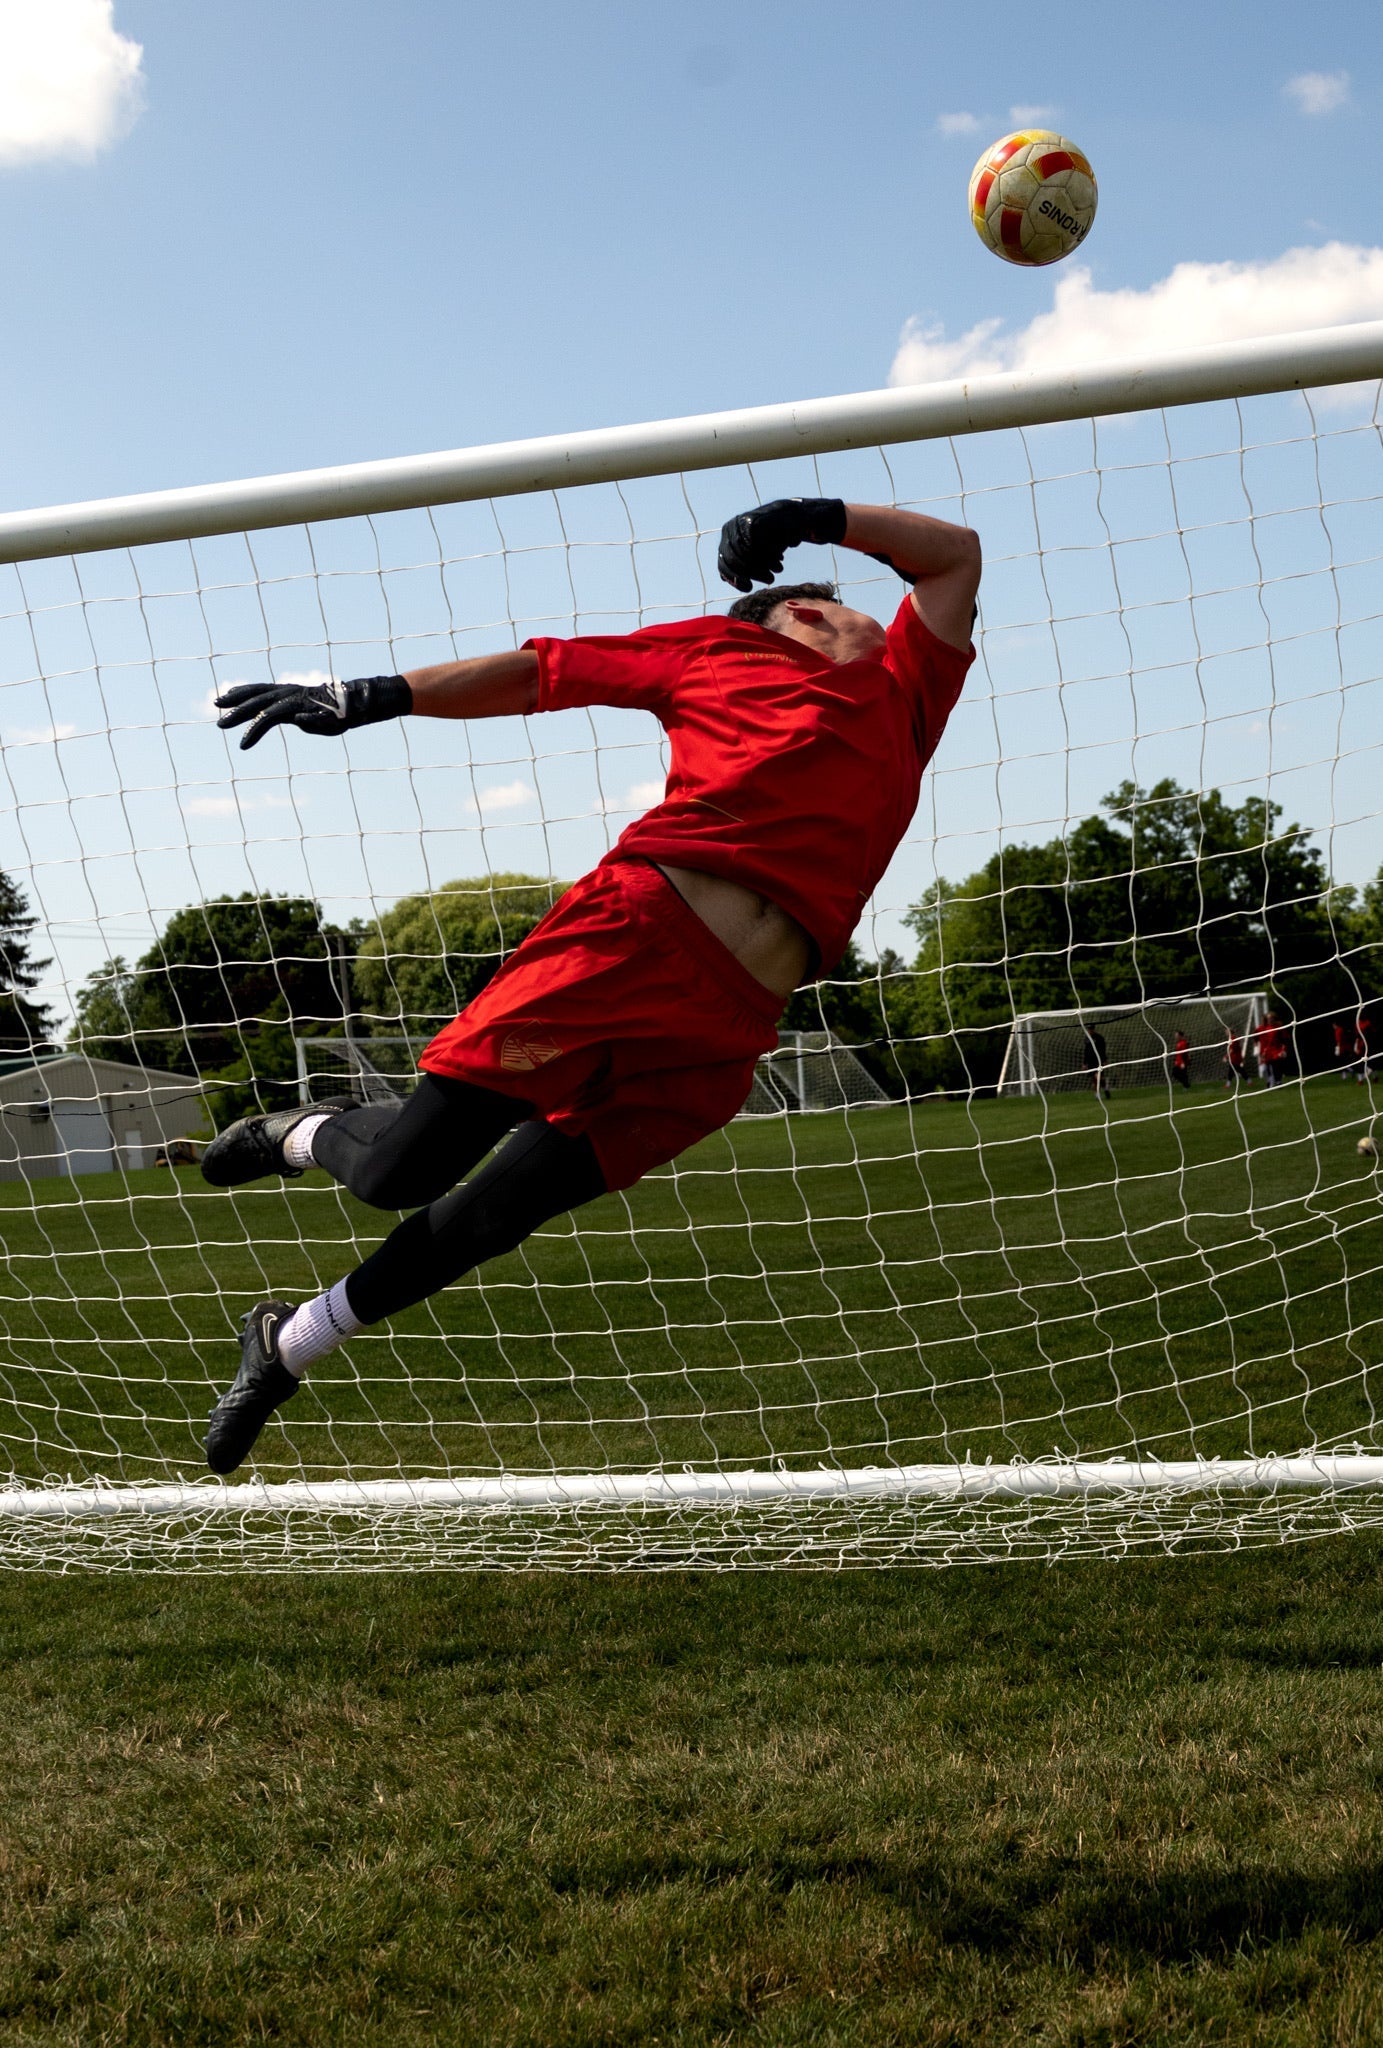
[2,1546,1383,2043]
[0,1086,1381,2037]
[0,1077,1379,1492]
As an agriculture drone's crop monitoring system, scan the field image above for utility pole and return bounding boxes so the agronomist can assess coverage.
[326,932,361,1099]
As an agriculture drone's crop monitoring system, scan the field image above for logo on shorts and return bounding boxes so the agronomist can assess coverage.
[500,1030,563,1073]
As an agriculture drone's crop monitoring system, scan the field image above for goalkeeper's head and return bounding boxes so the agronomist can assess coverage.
[727,580,840,627]
[728,580,887,664]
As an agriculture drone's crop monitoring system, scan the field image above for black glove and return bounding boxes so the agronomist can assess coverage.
[215,674,412,751]
[717,497,848,591]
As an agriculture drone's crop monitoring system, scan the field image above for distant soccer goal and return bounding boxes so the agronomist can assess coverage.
[740,1031,891,1116]
[998,995,1267,1096]
[296,1034,425,1106]
[0,322,1381,1569]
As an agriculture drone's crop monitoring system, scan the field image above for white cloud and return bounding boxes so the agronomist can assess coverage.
[0,0,143,166]
[889,242,1383,386]
[467,780,535,815]
[596,779,665,816]
[1009,104,1059,125]
[936,111,980,137]
[185,793,294,817]
[5,721,77,746]
[1285,69,1349,116]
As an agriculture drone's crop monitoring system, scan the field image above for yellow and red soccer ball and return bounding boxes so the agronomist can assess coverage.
[968,130,1097,267]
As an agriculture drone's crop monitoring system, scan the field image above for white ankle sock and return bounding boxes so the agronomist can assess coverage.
[283,1112,332,1171]
[277,1279,364,1377]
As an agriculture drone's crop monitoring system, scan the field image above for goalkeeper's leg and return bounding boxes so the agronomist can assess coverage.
[205,1116,606,1474]
[202,1072,532,1203]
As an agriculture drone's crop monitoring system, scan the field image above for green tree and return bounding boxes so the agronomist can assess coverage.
[1352,866,1383,998]
[0,871,53,1054]
[892,780,1355,1093]
[781,940,907,1094]
[352,874,564,1030]
[71,895,348,1124]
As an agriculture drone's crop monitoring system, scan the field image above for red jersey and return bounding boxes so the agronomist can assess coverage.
[1256,1024,1285,1063]
[526,596,973,973]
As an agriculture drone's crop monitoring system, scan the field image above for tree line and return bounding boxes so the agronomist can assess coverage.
[775,777,1381,1092]
[0,778,1375,1110]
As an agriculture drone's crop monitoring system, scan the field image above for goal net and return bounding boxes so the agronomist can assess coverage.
[0,325,1381,1569]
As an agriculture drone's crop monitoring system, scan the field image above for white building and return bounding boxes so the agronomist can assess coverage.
[0,1052,209,1180]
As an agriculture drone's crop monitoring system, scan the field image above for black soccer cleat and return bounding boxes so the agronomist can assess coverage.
[200,1097,356,1188]
[206,1301,301,1474]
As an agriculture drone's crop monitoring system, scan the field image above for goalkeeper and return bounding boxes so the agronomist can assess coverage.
[201,498,980,1473]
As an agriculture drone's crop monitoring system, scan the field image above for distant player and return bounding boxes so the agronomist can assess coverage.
[199,497,981,1472]
[1333,1017,1350,1076]
[1171,1031,1190,1091]
[1224,1027,1245,1090]
[1255,1011,1287,1089]
[1354,1009,1376,1083]
[1080,1025,1107,1095]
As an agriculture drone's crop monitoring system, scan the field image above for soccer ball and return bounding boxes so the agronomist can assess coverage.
[968,130,1097,267]
[1359,1134,1378,1159]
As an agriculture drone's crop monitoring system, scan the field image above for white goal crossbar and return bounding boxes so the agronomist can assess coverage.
[0,321,1379,562]
[2,319,1383,1568]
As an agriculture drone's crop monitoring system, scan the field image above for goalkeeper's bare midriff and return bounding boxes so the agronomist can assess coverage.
[654,863,812,998]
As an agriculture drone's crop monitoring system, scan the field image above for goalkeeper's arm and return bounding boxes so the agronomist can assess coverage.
[718,497,980,651]
[215,651,538,747]
[839,504,980,650]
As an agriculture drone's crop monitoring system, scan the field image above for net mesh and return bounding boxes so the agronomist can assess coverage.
[0,379,1381,1568]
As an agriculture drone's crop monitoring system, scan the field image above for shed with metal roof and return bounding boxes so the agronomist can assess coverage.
[0,1053,208,1180]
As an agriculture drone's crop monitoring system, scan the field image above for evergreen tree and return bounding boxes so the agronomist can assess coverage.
[0,872,53,1054]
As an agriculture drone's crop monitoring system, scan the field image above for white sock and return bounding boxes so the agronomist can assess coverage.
[277,1279,364,1377]
[283,1112,332,1171]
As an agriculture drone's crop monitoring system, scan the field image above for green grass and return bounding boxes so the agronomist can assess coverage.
[2,1090,1383,2038]
[0,1079,1379,1488]
[2,1548,1383,2044]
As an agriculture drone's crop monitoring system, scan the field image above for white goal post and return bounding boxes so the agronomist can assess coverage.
[0,321,1381,1569]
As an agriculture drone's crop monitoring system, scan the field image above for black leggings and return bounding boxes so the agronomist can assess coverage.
[312,1076,608,1325]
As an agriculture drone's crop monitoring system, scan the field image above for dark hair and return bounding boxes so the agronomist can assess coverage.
[726,580,838,628]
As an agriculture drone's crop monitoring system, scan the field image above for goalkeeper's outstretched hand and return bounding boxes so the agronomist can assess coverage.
[215,674,412,750]
[717,497,848,591]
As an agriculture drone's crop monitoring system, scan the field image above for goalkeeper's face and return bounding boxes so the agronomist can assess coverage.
[769,597,888,665]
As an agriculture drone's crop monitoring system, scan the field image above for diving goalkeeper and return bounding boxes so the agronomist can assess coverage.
[201,498,981,1473]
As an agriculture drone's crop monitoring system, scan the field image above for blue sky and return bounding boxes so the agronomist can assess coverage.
[3,0,1382,507]
[2,1,1382,1020]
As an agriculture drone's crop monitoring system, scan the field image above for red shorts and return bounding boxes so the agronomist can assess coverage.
[420,858,784,1190]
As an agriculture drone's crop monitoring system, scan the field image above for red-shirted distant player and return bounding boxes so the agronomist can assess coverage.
[1255,1012,1287,1088]
[199,497,981,1472]
[1171,1031,1190,1090]
[1354,1010,1375,1074]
